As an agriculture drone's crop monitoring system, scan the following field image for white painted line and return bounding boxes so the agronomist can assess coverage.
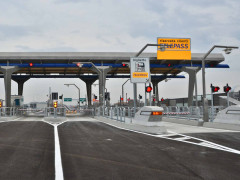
[95,119,240,155]
[174,137,191,141]
[41,118,65,180]
[54,125,64,180]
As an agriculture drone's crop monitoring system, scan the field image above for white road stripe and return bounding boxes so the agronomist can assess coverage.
[41,118,65,180]
[54,125,64,180]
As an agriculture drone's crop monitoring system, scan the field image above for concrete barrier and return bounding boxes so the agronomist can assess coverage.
[203,122,240,131]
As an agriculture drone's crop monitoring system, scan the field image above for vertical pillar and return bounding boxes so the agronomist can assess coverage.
[79,77,97,107]
[133,83,137,114]
[181,67,200,107]
[0,66,19,107]
[12,77,30,96]
[90,66,112,106]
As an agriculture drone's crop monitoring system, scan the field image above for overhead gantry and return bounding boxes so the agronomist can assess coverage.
[0,52,228,107]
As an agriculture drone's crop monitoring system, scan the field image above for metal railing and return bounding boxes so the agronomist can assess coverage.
[44,107,66,118]
[0,107,19,117]
[93,105,225,122]
[93,106,140,122]
[163,106,225,121]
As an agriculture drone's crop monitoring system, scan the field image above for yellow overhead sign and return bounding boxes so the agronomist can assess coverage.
[157,38,191,60]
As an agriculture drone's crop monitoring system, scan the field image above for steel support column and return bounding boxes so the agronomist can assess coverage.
[181,67,200,107]
[79,78,97,107]
[0,66,19,107]
[12,77,30,96]
[90,66,112,106]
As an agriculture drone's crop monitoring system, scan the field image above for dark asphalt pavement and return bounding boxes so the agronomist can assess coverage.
[0,121,54,180]
[58,121,240,180]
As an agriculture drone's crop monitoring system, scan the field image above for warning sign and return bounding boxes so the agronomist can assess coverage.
[130,58,150,83]
[157,38,191,60]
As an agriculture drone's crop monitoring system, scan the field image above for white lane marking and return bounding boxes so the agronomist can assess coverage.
[95,119,240,155]
[54,125,64,180]
[41,118,65,180]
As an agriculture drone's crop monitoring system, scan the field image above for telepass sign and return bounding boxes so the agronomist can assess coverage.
[157,38,191,60]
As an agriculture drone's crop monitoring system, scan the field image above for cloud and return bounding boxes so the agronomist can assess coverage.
[0,0,240,103]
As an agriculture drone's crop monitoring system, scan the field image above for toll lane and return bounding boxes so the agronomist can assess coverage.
[0,121,55,180]
[59,121,240,180]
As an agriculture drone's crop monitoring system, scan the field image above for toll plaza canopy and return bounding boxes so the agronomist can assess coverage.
[0,52,228,108]
[0,52,227,75]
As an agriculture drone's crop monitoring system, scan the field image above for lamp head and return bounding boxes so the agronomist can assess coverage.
[223,48,232,54]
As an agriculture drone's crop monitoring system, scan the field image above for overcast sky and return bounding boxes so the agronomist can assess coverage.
[0,0,240,104]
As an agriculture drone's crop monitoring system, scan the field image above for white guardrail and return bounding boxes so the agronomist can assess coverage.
[93,106,225,122]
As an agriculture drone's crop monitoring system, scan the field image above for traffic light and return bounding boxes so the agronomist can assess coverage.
[29,63,33,67]
[211,84,220,93]
[161,98,164,102]
[145,86,152,93]
[122,63,129,67]
[0,101,2,108]
[167,64,174,67]
[224,84,231,93]
[153,98,156,102]
[94,95,97,99]
[53,101,58,108]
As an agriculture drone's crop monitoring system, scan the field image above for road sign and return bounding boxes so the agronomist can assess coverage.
[64,98,72,102]
[79,98,86,102]
[130,58,150,83]
[157,38,191,60]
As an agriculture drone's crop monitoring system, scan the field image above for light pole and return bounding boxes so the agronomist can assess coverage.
[202,45,238,122]
[64,84,81,109]
[122,79,129,105]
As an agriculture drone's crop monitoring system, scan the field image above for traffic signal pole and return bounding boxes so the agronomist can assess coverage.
[211,86,214,122]
[144,83,147,106]
[133,83,137,115]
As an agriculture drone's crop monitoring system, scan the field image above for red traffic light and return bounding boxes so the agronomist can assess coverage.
[121,98,123,101]
[224,84,231,93]
[161,98,164,102]
[29,63,33,67]
[146,86,152,93]
[211,86,220,92]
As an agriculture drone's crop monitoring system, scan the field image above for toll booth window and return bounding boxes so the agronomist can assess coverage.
[226,110,240,115]
[140,111,152,116]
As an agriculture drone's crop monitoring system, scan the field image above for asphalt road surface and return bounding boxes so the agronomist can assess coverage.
[0,121,54,180]
[58,121,240,180]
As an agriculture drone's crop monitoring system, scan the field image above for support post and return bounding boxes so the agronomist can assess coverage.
[12,77,30,96]
[0,66,19,108]
[181,67,200,107]
[90,66,112,106]
[79,78,97,107]
[133,83,137,115]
